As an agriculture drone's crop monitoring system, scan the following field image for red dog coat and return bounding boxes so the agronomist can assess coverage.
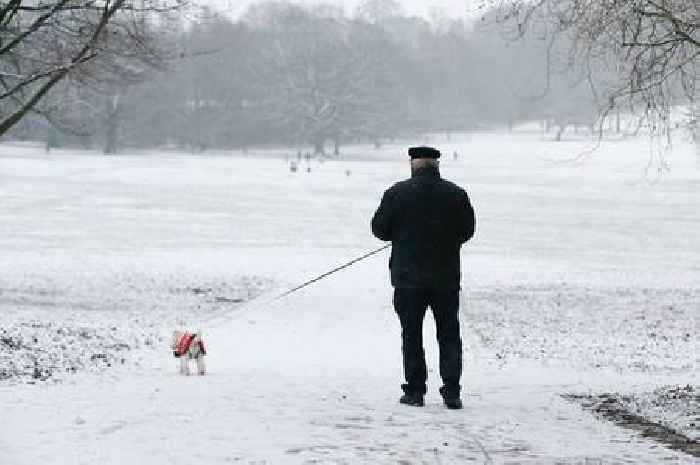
[174,332,206,357]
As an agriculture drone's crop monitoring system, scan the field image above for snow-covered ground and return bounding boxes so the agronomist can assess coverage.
[0,274,270,382]
[1,134,698,463]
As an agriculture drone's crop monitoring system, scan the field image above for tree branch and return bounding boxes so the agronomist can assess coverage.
[0,0,126,136]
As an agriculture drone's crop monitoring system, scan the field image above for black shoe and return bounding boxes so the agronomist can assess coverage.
[439,386,463,409]
[443,397,463,409]
[399,393,424,407]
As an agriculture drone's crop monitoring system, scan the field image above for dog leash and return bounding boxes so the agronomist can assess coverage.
[271,244,391,301]
[200,244,391,326]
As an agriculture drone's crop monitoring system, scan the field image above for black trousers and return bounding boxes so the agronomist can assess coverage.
[393,288,462,397]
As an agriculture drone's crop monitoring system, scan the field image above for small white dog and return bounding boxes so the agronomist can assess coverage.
[171,330,207,375]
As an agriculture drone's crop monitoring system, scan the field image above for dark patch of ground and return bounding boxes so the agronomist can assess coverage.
[466,285,699,457]
[564,388,700,458]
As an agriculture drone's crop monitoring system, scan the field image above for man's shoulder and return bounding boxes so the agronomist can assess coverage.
[386,179,411,194]
[388,177,467,196]
[438,177,468,196]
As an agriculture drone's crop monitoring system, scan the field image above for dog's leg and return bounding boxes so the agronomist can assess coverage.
[180,356,189,375]
[196,356,206,375]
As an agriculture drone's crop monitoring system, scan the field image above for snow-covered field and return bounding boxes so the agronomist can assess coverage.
[1,134,698,463]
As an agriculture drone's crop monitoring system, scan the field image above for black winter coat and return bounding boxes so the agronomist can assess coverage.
[371,166,475,289]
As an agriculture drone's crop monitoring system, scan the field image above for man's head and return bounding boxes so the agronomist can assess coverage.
[408,146,440,174]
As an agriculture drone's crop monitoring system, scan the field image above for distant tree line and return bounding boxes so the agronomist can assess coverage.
[5,0,697,154]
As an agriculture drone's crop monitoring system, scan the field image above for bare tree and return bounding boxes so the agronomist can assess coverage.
[246,3,400,155]
[355,0,403,24]
[480,0,698,136]
[0,0,185,138]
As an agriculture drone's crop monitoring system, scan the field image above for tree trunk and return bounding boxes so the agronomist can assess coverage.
[554,124,566,141]
[80,134,93,150]
[103,94,120,155]
[313,137,325,155]
[333,136,340,156]
[104,119,118,154]
[45,125,58,153]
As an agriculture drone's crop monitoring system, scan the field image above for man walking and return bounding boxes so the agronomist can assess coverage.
[371,146,476,409]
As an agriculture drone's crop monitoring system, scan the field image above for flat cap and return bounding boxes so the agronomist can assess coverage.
[408,146,441,159]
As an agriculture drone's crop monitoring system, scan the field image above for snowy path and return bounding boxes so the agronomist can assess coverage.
[3,254,695,464]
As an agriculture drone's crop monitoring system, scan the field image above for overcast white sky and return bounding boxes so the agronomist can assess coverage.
[198,0,476,20]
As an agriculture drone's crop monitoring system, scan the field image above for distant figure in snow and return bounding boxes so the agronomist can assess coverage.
[371,146,476,409]
[453,150,459,161]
